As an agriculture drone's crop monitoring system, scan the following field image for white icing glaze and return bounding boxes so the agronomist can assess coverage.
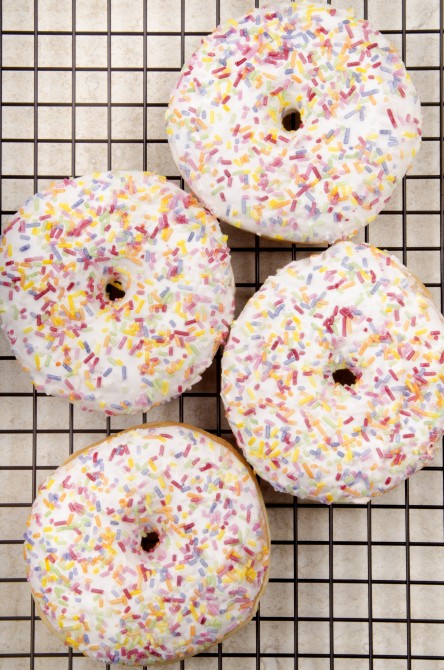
[222,242,444,503]
[166,1,422,243]
[24,423,270,666]
[0,172,235,414]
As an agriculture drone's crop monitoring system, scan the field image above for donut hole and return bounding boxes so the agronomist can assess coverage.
[282,108,302,132]
[105,279,126,302]
[141,531,160,553]
[332,368,357,387]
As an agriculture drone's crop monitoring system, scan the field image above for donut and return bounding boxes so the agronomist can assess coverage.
[24,423,270,666]
[0,172,235,415]
[166,1,422,243]
[221,242,444,504]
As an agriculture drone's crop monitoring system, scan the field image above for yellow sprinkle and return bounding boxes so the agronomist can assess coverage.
[299,394,314,405]
[303,463,315,479]
[161,227,173,242]
[189,603,199,621]
[246,567,257,582]
[65,637,80,648]
[270,199,291,209]
[246,388,256,401]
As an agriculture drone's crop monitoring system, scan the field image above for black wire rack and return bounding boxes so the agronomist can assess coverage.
[1,0,443,669]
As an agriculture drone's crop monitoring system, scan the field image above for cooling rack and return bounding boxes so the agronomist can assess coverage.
[0,0,443,669]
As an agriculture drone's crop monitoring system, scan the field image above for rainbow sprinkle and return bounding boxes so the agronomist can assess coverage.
[166,1,422,243]
[24,423,270,665]
[221,242,444,503]
[0,172,235,415]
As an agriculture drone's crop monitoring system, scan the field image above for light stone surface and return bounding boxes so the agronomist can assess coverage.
[1,0,443,667]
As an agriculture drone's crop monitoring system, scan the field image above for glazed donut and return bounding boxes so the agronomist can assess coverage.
[0,172,235,415]
[221,242,444,504]
[24,423,270,666]
[166,1,422,243]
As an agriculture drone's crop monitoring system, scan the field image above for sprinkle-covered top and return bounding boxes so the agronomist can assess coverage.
[166,1,422,243]
[0,172,235,414]
[24,423,270,666]
[222,242,444,503]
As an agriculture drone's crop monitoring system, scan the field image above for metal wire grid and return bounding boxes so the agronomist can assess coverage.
[0,0,443,668]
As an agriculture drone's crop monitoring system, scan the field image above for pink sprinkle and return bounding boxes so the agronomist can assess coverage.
[384,386,395,400]
[387,109,397,128]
